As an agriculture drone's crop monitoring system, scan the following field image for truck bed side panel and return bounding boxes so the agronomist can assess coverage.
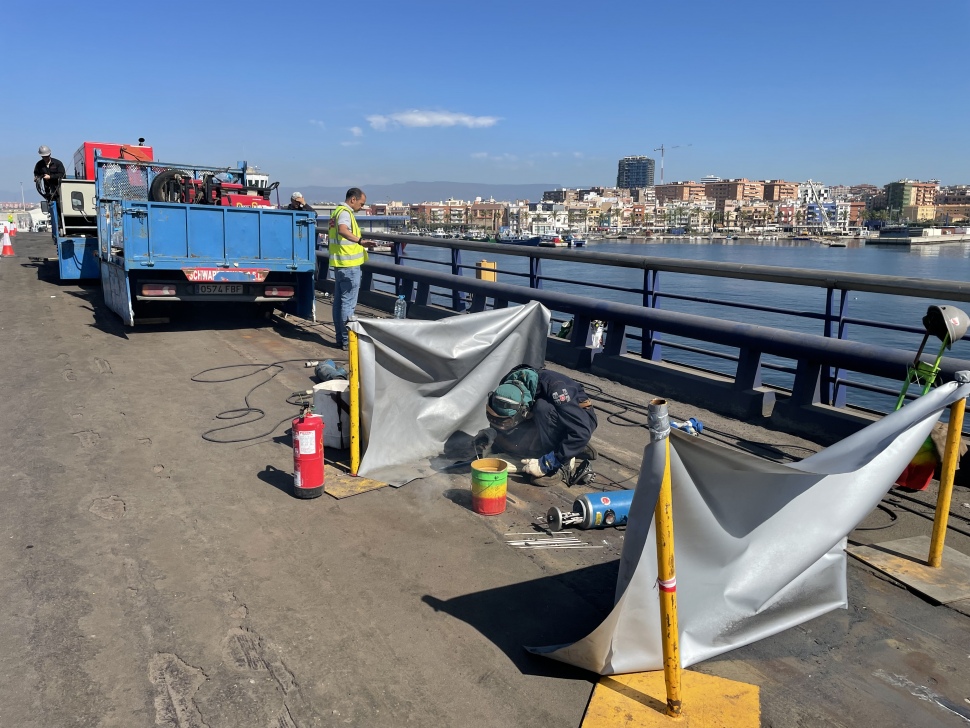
[119,202,313,267]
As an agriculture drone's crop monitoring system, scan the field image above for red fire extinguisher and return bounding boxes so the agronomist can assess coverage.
[292,407,324,499]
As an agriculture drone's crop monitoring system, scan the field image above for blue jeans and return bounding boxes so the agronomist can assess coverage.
[332,265,362,346]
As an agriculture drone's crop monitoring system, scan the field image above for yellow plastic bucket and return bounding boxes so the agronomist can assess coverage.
[471,458,508,515]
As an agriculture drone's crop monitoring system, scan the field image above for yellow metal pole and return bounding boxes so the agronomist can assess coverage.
[928,395,967,567]
[649,398,682,718]
[348,329,361,476]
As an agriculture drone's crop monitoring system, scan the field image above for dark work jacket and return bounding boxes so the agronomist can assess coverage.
[286,201,315,213]
[34,157,66,196]
[531,369,598,464]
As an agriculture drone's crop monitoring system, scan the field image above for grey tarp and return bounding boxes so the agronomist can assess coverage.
[530,376,970,675]
[348,302,550,485]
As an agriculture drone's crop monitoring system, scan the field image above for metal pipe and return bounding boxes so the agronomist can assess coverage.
[928,371,970,567]
[358,232,970,302]
[349,329,361,476]
[648,398,682,717]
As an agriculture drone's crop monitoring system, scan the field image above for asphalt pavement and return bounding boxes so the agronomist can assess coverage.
[1,233,969,727]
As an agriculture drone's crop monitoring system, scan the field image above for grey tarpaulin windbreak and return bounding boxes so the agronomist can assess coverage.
[530,374,970,675]
[348,302,550,485]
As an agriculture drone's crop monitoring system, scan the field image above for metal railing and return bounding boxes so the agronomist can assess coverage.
[317,233,970,419]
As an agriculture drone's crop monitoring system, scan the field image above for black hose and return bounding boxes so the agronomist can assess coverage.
[192,359,314,444]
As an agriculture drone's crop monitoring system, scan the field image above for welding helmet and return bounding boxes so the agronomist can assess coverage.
[38,145,51,156]
[486,382,532,431]
[923,305,969,349]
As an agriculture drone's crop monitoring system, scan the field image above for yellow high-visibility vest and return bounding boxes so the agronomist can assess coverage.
[328,204,366,268]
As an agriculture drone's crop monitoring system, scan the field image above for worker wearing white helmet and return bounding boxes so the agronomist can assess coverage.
[33,146,66,201]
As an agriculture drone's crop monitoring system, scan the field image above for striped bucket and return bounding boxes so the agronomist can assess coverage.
[471,458,508,516]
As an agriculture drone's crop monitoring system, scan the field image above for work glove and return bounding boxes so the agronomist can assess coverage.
[522,452,561,478]
[520,458,546,478]
[473,428,497,459]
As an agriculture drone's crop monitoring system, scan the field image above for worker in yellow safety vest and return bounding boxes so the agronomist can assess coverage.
[327,187,368,350]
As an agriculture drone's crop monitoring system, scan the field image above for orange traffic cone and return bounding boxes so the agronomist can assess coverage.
[1,229,14,257]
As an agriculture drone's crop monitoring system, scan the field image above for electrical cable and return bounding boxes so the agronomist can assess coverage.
[575,376,816,461]
[192,359,313,444]
[853,503,898,530]
[883,496,970,538]
[889,489,970,526]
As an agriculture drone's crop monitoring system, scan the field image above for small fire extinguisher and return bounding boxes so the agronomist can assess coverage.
[292,406,324,499]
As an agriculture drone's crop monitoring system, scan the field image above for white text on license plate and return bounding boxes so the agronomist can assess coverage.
[197,284,244,295]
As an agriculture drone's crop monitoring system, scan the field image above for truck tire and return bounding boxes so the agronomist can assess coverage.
[149,169,184,203]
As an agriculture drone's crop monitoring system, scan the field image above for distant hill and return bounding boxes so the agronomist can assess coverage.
[282,181,561,205]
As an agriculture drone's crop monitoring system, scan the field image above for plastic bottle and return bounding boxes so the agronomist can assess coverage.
[393,295,407,319]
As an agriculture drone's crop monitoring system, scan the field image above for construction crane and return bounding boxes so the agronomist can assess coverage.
[805,179,838,236]
[653,143,691,185]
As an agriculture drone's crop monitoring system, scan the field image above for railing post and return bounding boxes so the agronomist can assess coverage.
[604,322,627,356]
[571,314,592,353]
[735,347,764,390]
[393,241,405,296]
[642,268,662,361]
[822,287,849,407]
[415,282,431,307]
[790,359,822,406]
[530,256,542,290]
[451,247,465,312]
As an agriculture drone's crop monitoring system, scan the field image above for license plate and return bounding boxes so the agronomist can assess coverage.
[197,284,244,294]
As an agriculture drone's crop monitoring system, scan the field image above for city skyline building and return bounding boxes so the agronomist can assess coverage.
[617,156,655,189]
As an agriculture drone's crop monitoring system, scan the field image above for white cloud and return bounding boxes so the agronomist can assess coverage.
[573,151,584,159]
[309,119,326,130]
[349,126,363,137]
[470,152,518,163]
[367,110,500,131]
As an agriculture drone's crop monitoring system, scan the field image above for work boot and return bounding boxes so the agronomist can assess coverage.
[582,443,598,461]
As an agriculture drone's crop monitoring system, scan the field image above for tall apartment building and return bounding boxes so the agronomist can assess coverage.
[761,180,799,202]
[617,156,656,188]
[704,179,765,210]
[885,180,938,210]
[655,181,706,203]
[933,185,968,205]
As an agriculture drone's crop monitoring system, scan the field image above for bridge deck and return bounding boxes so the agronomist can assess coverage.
[2,233,969,727]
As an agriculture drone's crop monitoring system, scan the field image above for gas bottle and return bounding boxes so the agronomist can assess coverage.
[292,410,324,499]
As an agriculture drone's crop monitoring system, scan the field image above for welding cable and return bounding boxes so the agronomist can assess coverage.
[192,359,314,444]
[889,489,970,526]
[853,503,899,531]
[882,496,970,538]
[576,377,816,461]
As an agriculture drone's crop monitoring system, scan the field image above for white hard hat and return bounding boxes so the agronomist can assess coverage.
[38,145,51,156]
[291,191,303,200]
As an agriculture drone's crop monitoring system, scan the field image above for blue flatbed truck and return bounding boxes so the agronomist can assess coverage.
[48,146,316,326]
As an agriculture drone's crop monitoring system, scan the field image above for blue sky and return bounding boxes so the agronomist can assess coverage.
[2,0,968,199]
